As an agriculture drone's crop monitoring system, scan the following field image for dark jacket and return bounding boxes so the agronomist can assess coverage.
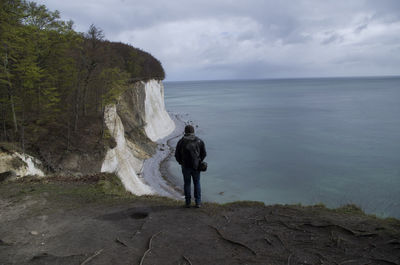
[175,133,206,170]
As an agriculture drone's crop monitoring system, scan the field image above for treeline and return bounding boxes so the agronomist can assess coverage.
[0,0,165,153]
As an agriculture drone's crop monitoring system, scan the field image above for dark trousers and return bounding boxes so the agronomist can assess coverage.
[182,166,201,205]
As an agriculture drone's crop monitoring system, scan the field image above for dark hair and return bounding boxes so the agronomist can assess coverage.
[184,125,194,134]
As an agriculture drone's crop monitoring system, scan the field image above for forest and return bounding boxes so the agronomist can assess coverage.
[0,0,165,160]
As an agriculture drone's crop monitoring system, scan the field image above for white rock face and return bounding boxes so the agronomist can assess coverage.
[0,151,44,177]
[101,105,154,195]
[144,80,175,142]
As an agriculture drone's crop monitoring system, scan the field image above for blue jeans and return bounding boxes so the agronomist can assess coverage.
[182,166,201,205]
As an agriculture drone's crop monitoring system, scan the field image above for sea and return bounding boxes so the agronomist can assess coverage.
[163,77,400,218]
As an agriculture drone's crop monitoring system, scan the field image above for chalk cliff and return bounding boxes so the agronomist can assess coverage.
[101,80,175,195]
[0,80,175,196]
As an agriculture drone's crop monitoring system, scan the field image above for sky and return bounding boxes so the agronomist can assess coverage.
[37,0,400,81]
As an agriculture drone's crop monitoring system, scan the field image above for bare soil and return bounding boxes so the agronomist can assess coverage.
[0,178,399,265]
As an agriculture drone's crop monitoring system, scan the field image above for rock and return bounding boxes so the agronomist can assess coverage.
[160,148,165,151]
[30,231,39,236]
[0,239,12,246]
[0,171,15,182]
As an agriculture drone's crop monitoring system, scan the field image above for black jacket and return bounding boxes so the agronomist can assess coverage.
[175,133,206,170]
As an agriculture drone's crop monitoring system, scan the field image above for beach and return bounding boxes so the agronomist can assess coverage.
[141,113,187,199]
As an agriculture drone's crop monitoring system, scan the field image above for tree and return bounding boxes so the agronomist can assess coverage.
[0,0,166,156]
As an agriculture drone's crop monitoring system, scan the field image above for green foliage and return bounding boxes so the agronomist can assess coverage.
[97,174,134,197]
[334,203,364,214]
[0,0,165,152]
[100,67,130,106]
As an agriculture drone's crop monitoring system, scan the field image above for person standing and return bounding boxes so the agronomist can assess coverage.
[175,125,207,208]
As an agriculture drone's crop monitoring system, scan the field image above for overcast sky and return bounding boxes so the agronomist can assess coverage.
[37,0,400,81]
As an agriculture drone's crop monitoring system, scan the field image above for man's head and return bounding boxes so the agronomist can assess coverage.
[184,125,195,134]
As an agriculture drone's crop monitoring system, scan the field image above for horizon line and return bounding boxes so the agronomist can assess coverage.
[164,74,400,83]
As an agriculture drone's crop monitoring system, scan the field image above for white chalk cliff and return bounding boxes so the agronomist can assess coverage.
[0,151,44,178]
[101,79,175,195]
[0,79,174,196]
[144,80,175,142]
[101,105,154,195]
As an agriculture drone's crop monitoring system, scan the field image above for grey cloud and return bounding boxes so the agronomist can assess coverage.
[38,0,400,80]
[321,32,344,45]
[354,24,368,34]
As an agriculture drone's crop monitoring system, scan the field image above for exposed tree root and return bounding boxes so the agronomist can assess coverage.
[223,215,229,222]
[338,259,359,265]
[385,239,400,245]
[272,233,286,248]
[115,237,128,247]
[80,249,103,265]
[369,258,398,265]
[287,253,293,265]
[132,220,148,239]
[183,255,193,265]
[139,231,162,265]
[278,220,305,232]
[264,236,272,245]
[209,225,257,256]
[302,223,356,236]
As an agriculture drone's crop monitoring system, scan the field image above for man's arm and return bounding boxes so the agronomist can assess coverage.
[175,139,183,164]
[199,140,207,161]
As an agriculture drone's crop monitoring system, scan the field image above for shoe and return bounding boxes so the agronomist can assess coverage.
[185,204,191,208]
[195,204,201,208]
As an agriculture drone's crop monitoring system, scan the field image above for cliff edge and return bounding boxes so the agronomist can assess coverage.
[0,178,399,265]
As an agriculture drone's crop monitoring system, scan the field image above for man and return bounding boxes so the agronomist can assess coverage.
[175,125,207,208]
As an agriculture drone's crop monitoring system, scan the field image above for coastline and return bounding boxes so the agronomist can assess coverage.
[141,112,187,199]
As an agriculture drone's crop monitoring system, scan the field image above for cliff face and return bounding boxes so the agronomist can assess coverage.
[0,150,44,181]
[0,80,175,195]
[101,80,175,195]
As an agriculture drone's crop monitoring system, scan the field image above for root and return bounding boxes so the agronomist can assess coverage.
[287,253,293,265]
[302,223,356,236]
[339,259,358,265]
[183,255,193,265]
[115,237,128,247]
[385,239,400,245]
[80,249,103,265]
[264,236,272,245]
[272,233,286,248]
[133,220,148,237]
[278,220,305,232]
[223,215,230,223]
[139,231,162,265]
[209,225,257,256]
[339,259,371,265]
[370,258,398,265]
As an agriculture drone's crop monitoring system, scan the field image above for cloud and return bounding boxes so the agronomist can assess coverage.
[37,0,400,80]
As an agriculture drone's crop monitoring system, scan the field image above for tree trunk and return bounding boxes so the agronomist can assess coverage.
[1,103,6,141]
[67,117,70,150]
[37,84,41,116]
[21,108,25,153]
[3,50,18,133]
[74,87,79,132]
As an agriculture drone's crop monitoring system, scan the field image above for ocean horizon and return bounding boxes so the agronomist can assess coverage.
[165,75,400,83]
[163,76,400,218]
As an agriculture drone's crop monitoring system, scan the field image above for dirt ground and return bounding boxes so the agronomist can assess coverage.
[0,179,399,265]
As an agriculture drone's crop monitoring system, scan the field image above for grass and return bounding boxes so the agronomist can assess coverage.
[1,174,399,232]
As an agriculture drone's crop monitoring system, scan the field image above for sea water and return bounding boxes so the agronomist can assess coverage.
[163,77,400,218]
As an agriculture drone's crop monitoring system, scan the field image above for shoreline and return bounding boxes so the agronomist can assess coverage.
[141,112,187,199]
